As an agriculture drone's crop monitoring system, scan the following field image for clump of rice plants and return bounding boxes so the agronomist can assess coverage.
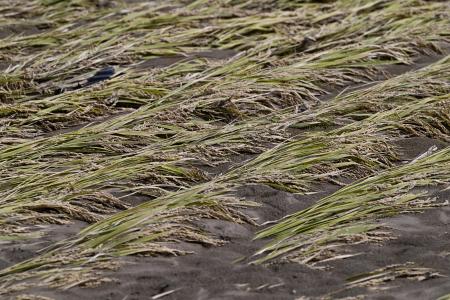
[0,0,449,297]
[253,147,450,264]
